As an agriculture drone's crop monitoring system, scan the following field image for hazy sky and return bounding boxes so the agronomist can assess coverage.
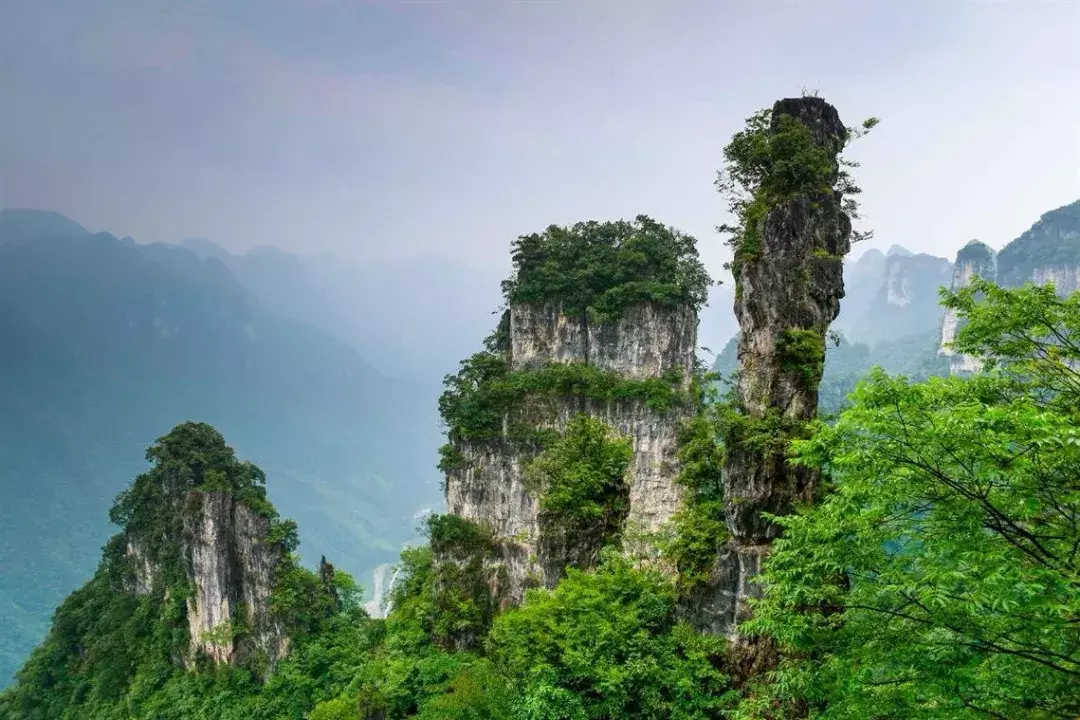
[2,0,1078,278]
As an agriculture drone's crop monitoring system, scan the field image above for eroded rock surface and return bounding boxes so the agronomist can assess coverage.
[124,490,289,672]
[444,301,697,603]
[717,97,851,634]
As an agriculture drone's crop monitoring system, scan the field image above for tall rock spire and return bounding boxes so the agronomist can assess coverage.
[722,97,851,632]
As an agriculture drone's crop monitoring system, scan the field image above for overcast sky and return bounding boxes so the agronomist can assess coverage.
[2,0,1078,278]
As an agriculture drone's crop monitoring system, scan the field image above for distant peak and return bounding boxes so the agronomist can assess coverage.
[886,244,914,258]
[956,239,996,267]
[0,208,90,241]
[853,247,885,264]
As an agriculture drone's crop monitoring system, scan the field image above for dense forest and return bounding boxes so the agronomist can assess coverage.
[3,96,1079,719]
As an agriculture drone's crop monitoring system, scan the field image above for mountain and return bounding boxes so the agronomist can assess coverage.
[179,240,503,388]
[0,424,355,717]
[0,209,89,243]
[941,199,1080,372]
[0,211,440,685]
[996,199,1080,290]
[848,251,953,347]
[833,247,885,337]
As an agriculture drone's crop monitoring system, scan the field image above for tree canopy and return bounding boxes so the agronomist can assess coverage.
[501,215,711,322]
[740,279,1080,719]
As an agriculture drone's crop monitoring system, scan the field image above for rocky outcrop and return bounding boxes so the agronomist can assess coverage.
[717,97,851,635]
[124,490,289,672]
[939,240,996,374]
[940,201,1080,372]
[182,491,289,669]
[444,301,697,604]
[510,302,697,386]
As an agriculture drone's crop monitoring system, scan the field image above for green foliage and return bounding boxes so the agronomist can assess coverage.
[716,104,876,275]
[666,411,729,595]
[270,554,343,638]
[487,550,734,718]
[438,352,688,447]
[524,416,635,580]
[427,514,495,558]
[0,423,352,719]
[501,215,711,323]
[526,415,633,524]
[777,327,827,389]
[741,281,1080,718]
[420,516,501,649]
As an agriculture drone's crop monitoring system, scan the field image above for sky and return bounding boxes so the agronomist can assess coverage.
[2,0,1079,279]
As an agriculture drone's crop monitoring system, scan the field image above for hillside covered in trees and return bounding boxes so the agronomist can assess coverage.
[3,96,1079,720]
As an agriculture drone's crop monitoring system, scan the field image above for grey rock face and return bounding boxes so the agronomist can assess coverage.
[939,240,996,374]
[124,541,158,596]
[510,302,698,386]
[718,97,851,634]
[444,300,697,603]
[941,201,1080,373]
[183,491,289,670]
[123,490,289,673]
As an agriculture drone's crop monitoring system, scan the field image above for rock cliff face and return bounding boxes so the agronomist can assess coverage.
[849,251,952,346]
[939,240,996,374]
[181,492,289,668]
[125,489,289,671]
[718,97,851,635]
[510,302,697,385]
[444,301,697,603]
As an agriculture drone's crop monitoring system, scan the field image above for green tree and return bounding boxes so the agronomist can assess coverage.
[740,279,1080,719]
[716,103,877,275]
[487,550,733,719]
[501,215,711,322]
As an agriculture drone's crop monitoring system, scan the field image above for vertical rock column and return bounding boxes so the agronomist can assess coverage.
[939,240,996,374]
[723,97,850,630]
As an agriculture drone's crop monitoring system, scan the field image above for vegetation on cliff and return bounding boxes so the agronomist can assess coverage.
[716,100,877,276]
[0,423,354,719]
[527,416,634,581]
[739,280,1080,718]
[666,408,729,597]
[438,347,686,451]
[996,199,1080,286]
[501,214,711,323]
